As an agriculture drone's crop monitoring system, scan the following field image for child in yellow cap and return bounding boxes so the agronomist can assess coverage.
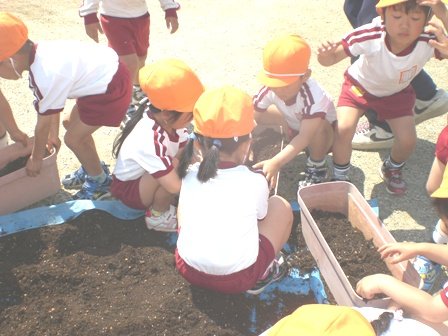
[175,86,293,294]
[253,35,336,190]
[0,12,132,200]
[263,304,438,335]
[318,0,448,195]
[111,58,204,232]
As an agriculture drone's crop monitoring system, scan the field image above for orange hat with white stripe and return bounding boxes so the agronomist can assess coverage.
[268,304,376,336]
[139,59,204,113]
[0,12,28,61]
[258,35,311,88]
[193,86,255,139]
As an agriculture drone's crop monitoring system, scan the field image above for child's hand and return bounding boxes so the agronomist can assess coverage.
[418,0,447,19]
[253,159,280,190]
[426,21,448,57]
[84,22,103,43]
[26,155,43,177]
[317,41,342,66]
[378,242,419,264]
[356,274,388,300]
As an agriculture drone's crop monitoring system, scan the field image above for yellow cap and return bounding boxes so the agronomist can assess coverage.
[139,59,204,112]
[431,167,448,198]
[268,305,376,336]
[376,0,448,8]
[0,12,28,61]
[193,86,255,139]
[258,35,311,88]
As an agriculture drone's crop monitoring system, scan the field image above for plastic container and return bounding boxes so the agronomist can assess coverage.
[0,139,60,215]
[297,181,422,308]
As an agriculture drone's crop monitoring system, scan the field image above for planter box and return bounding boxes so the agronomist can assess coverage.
[0,139,60,215]
[297,181,422,308]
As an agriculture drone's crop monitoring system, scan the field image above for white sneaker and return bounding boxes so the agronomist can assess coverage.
[351,121,394,150]
[145,205,178,232]
[414,89,448,124]
[0,133,8,149]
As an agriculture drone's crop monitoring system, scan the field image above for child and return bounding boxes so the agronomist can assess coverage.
[0,12,132,200]
[79,0,181,126]
[0,87,29,148]
[111,58,204,232]
[175,86,293,294]
[253,35,336,190]
[356,241,448,325]
[317,0,448,194]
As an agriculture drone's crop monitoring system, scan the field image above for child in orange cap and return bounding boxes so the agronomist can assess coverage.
[0,12,132,200]
[253,35,336,190]
[111,58,204,232]
[262,304,438,335]
[175,86,293,294]
[318,0,448,195]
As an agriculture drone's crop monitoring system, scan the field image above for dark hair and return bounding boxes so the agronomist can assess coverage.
[433,197,448,221]
[177,133,251,182]
[112,99,184,158]
[17,39,33,55]
[386,0,432,19]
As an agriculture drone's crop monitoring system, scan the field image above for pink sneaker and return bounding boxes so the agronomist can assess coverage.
[380,165,406,195]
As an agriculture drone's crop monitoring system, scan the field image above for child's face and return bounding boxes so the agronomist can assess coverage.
[384,4,427,51]
[170,112,193,130]
[270,77,305,102]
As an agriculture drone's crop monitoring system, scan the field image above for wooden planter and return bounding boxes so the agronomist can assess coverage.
[0,139,60,215]
[297,181,422,308]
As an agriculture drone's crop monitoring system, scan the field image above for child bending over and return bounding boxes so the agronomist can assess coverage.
[176,86,293,294]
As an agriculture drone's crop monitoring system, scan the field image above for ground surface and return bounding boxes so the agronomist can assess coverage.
[1,0,448,335]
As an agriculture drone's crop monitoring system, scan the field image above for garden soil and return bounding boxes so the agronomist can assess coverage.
[2,0,448,335]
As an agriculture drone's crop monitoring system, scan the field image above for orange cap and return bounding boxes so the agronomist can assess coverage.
[268,305,376,336]
[258,35,311,88]
[0,12,28,61]
[139,59,204,113]
[193,86,255,139]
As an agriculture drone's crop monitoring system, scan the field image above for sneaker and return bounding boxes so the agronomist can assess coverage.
[298,164,329,189]
[132,85,146,106]
[62,162,110,190]
[72,175,112,200]
[352,121,394,150]
[246,252,289,295]
[413,255,442,292]
[414,89,448,124]
[145,205,178,232]
[379,164,407,195]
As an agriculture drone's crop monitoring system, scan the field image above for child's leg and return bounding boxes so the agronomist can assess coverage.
[307,120,334,161]
[257,195,293,254]
[139,172,176,211]
[64,105,103,177]
[253,109,288,136]
[332,106,364,180]
[386,116,416,164]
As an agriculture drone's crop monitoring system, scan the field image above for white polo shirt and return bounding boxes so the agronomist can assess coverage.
[177,162,269,275]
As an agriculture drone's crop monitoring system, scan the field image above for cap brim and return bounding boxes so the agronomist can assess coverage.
[257,71,300,88]
[431,188,448,199]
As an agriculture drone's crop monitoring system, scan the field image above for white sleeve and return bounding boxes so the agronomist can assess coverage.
[79,0,100,17]
[32,73,72,114]
[158,0,180,11]
[254,172,269,220]
[253,87,273,112]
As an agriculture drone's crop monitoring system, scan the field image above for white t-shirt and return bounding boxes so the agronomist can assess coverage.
[79,0,180,18]
[342,16,437,97]
[113,111,188,181]
[253,78,336,132]
[177,162,269,275]
[29,40,119,115]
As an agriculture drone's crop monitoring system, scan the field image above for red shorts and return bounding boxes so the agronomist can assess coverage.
[110,175,146,210]
[436,126,448,165]
[77,61,131,127]
[337,74,416,121]
[175,234,275,294]
[101,13,150,57]
[440,286,448,308]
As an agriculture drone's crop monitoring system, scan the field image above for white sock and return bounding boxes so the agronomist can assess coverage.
[433,220,448,244]
[88,171,107,184]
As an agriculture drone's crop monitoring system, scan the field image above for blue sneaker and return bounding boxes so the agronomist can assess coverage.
[246,252,288,295]
[413,255,441,292]
[72,175,112,200]
[62,162,110,190]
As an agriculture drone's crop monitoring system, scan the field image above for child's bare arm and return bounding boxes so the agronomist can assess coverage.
[158,169,182,194]
[27,114,52,176]
[317,41,347,66]
[0,88,28,146]
[357,274,448,323]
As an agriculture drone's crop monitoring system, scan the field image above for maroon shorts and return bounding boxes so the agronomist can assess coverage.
[175,234,275,294]
[77,61,131,127]
[110,175,146,210]
[101,13,150,57]
[436,126,448,165]
[337,74,416,121]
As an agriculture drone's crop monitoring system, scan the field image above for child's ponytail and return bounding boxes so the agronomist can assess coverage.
[197,138,220,182]
[177,134,196,179]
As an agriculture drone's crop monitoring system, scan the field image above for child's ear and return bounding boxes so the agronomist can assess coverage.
[377,7,385,20]
[303,68,312,81]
